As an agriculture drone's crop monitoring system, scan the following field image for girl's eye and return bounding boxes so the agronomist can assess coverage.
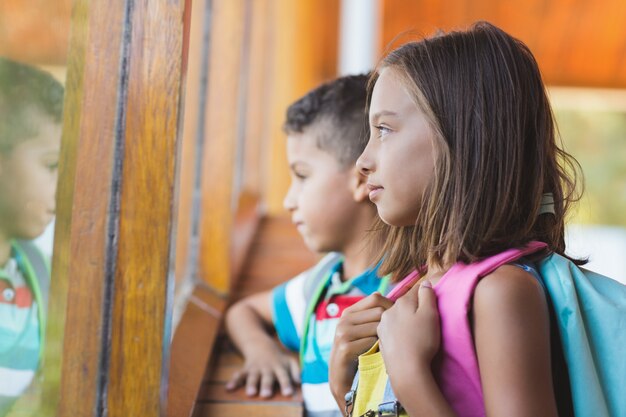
[375,125,392,139]
[294,172,307,180]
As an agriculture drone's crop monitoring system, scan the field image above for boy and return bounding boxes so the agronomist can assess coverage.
[0,58,62,414]
[225,74,386,417]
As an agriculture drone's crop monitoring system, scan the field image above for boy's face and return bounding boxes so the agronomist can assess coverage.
[283,130,363,253]
[0,116,61,240]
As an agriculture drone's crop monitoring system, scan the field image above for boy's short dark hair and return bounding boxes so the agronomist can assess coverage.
[0,57,64,152]
[283,74,369,168]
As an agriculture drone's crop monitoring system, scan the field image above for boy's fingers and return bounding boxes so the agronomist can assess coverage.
[245,371,260,396]
[259,370,275,398]
[348,336,379,357]
[376,294,394,310]
[288,358,301,384]
[274,367,294,396]
[345,292,392,313]
[225,370,244,391]
[347,322,381,340]
[347,306,388,325]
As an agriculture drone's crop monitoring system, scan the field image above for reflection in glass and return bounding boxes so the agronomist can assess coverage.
[0,58,62,416]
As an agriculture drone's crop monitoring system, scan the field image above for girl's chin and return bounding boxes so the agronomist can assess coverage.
[378,211,417,228]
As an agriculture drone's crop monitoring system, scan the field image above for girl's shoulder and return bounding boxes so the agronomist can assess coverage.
[473,263,547,323]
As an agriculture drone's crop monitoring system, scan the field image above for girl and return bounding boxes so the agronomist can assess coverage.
[329,22,579,417]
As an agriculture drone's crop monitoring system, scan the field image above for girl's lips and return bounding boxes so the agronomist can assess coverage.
[367,183,383,200]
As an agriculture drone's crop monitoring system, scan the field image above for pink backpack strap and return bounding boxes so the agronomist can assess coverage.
[386,241,547,302]
[432,240,548,417]
[443,240,547,283]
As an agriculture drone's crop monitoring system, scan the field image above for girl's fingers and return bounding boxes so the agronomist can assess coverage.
[417,280,437,313]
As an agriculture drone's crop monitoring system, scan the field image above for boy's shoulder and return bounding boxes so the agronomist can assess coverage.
[299,252,343,299]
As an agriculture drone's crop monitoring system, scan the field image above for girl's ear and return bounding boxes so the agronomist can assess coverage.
[351,167,369,202]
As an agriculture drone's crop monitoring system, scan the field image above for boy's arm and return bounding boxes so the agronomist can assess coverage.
[225,290,300,398]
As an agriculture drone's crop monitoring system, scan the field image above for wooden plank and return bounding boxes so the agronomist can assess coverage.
[174,0,208,289]
[105,0,191,414]
[36,0,190,414]
[242,0,271,195]
[198,381,303,404]
[51,0,127,414]
[230,192,262,287]
[167,286,226,417]
[197,0,247,294]
[194,401,303,417]
[35,0,87,412]
[192,216,315,416]
[167,194,260,416]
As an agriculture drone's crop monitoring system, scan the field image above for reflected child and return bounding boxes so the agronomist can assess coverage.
[0,57,63,415]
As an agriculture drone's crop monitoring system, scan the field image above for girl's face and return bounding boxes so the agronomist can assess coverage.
[357,67,437,227]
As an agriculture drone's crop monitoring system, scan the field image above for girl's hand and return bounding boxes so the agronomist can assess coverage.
[329,293,393,410]
[377,281,440,377]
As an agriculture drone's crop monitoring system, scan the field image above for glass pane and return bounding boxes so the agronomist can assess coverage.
[0,1,71,415]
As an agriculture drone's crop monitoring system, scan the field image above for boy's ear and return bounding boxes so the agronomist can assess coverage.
[351,167,369,203]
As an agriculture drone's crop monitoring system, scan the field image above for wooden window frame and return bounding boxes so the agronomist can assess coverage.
[41,0,192,414]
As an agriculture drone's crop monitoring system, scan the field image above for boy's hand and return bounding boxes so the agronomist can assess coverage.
[329,293,393,409]
[226,341,300,398]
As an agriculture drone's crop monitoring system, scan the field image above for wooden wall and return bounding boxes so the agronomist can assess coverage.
[381,0,626,88]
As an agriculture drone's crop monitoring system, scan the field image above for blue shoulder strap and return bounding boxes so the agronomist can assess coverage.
[298,253,343,365]
[12,240,51,359]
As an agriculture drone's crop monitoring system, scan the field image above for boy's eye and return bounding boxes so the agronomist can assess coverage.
[45,162,59,172]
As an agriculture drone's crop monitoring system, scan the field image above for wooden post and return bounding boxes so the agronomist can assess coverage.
[40,0,191,414]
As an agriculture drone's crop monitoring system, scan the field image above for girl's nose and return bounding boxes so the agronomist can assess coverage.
[356,143,375,176]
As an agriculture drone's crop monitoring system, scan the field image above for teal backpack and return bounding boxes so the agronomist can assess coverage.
[538,251,626,417]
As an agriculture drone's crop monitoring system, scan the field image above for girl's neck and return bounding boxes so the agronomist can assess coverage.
[421,261,452,286]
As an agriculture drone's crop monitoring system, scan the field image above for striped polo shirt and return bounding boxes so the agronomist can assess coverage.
[272,253,387,417]
[0,241,49,415]
[0,257,40,414]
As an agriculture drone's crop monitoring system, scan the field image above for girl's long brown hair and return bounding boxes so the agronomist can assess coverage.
[371,22,583,280]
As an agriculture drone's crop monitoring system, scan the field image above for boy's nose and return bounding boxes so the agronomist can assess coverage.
[283,188,296,212]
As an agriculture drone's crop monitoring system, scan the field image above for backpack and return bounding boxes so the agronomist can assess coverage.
[538,251,626,417]
[345,242,626,417]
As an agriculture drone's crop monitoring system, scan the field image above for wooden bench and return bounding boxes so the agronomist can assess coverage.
[169,214,317,416]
